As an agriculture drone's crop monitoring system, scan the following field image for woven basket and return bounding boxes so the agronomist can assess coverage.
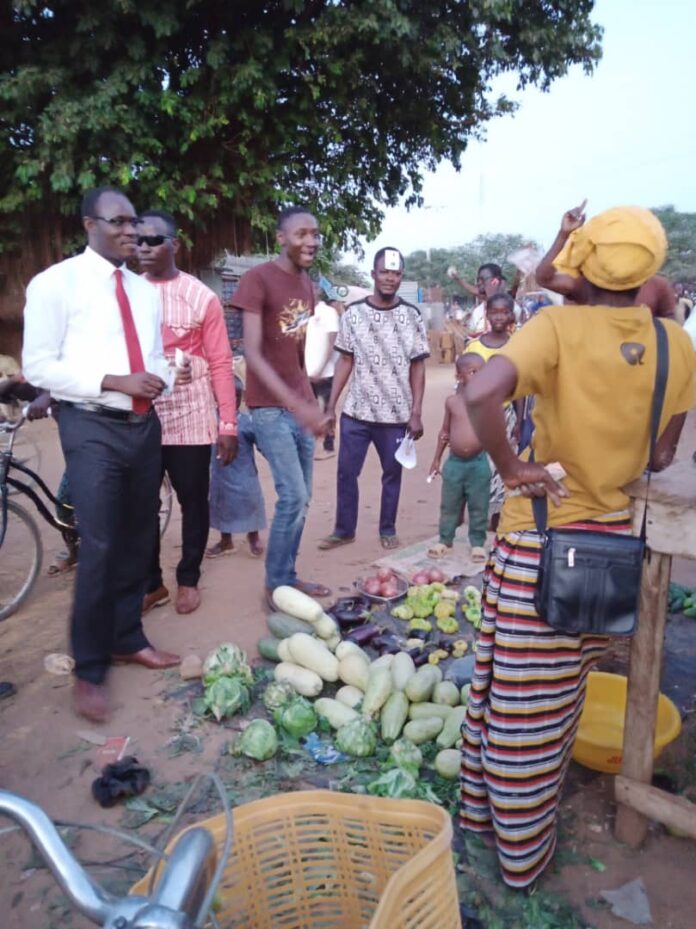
[131,789,461,929]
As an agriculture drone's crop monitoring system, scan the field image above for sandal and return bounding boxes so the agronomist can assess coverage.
[318,534,355,551]
[247,536,264,557]
[47,550,78,576]
[427,543,452,559]
[380,535,400,551]
[471,546,487,564]
[206,540,235,558]
[293,579,332,598]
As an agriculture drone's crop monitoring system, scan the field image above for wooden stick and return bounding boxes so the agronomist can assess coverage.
[614,551,671,847]
[615,776,696,840]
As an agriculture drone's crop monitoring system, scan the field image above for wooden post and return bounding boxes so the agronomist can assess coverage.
[616,776,696,840]
[614,551,671,847]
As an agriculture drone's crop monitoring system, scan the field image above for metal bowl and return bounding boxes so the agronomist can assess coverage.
[355,573,409,604]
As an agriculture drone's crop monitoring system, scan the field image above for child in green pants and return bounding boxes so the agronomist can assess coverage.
[428,353,491,563]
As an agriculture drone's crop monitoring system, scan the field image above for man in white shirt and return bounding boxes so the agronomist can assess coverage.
[304,286,340,456]
[23,187,180,723]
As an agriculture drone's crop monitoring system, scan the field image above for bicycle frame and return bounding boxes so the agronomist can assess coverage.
[1,456,77,549]
[0,789,217,929]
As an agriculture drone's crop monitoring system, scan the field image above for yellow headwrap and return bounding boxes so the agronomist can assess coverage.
[553,206,667,291]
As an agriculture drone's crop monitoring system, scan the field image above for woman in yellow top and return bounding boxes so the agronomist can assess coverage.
[464,293,520,528]
[459,205,695,889]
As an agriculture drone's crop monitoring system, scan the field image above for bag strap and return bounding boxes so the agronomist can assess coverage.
[532,317,669,538]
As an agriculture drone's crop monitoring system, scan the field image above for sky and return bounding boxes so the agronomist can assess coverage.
[351,0,696,269]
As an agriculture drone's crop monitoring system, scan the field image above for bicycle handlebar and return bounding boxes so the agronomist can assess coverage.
[0,789,217,929]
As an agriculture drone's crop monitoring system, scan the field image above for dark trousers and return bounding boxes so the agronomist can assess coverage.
[148,444,211,592]
[334,414,406,538]
[311,377,334,451]
[58,406,161,684]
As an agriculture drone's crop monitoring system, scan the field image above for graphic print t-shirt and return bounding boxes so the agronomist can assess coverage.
[231,261,314,408]
[335,298,429,424]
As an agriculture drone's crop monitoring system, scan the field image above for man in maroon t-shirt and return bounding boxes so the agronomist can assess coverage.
[232,206,331,601]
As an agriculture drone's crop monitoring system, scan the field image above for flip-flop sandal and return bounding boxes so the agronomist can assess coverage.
[206,542,235,558]
[294,579,332,598]
[427,543,452,559]
[471,546,487,563]
[318,534,355,551]
[380,535,400,550]
[47,551,78,576]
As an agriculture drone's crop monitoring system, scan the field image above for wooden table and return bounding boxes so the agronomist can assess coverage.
[615,458,696,845]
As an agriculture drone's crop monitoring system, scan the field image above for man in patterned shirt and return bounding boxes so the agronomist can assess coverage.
[320,247,429,551]
[138,210,238,615]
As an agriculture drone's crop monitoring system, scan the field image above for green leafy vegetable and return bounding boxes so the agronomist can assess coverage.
[202,643,252,685]
[203,675,250,722]
[235,719,278,761]
[274,695,318,738]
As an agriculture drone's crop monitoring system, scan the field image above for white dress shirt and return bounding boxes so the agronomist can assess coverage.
[22,246,165,411]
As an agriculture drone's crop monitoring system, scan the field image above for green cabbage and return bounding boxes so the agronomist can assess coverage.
[202,643,252,685]
[389,738,423,770]
[274,696,317,738]
[262,680,294,712]
[335,718,377,757]
[203,675,250,722]
[236,719,278,761]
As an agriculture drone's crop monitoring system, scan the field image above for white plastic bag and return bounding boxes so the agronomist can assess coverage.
[395,434,417,469]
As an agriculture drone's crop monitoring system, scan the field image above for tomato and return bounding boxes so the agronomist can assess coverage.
[377,567,394,582]
[428,568,446,583]
[363,578,382,595]
[412,571,430,585]
[380,583,399,598]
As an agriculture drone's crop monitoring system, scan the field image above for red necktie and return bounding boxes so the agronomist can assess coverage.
[114,269,149,414]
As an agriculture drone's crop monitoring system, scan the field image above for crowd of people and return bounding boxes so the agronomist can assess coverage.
[3,187,696,891]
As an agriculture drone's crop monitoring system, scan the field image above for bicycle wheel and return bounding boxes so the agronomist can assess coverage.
[159,473,173,538]
[0,500,43,621]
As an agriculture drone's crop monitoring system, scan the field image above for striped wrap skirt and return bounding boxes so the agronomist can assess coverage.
[460,512,632,888]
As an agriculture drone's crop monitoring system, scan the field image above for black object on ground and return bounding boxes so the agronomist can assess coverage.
[91,756,151,808]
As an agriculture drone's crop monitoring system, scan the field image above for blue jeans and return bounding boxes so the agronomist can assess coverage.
[251,407,315,589]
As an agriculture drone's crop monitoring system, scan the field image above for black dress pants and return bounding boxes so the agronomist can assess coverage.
[58,405,161,684]
[148,444,211,592]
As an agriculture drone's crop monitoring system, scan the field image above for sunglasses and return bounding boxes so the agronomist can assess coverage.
[136,234,175,247]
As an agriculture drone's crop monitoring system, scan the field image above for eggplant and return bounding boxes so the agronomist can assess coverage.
[409,647,431,667]
[331,595,371,614]
[408,628,430,642]
[371,633,402,654]
[345,623,382,645]
[332,608,371,628]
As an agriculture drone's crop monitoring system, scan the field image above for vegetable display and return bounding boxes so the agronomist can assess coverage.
[204,579,482,806]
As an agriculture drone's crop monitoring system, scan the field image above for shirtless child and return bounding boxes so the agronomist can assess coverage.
[428,353,491,563]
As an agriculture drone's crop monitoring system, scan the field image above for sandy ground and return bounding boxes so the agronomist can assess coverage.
[1,361,695,928]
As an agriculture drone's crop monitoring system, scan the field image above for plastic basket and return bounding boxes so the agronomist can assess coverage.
[131,789,461,929]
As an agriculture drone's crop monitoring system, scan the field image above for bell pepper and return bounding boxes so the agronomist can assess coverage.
[408,617,433,633]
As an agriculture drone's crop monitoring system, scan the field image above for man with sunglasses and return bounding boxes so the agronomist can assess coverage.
[22,186,180,723]
[137,210,238,616]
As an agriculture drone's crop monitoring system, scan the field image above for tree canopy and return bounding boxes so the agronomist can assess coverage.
[404,233,539,297]
[652,206,696,283]
[0,0,602,318]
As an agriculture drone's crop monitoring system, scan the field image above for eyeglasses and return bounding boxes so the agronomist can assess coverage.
[91,215,143,229]
[136,234,175,247]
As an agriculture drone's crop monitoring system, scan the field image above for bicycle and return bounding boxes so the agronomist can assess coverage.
[0,782,230,929]
[0,414,174,622]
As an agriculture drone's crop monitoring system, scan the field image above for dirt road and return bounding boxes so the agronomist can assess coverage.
[1,362,695,929]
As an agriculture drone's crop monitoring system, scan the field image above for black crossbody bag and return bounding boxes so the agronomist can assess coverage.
[531,318,668,637]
